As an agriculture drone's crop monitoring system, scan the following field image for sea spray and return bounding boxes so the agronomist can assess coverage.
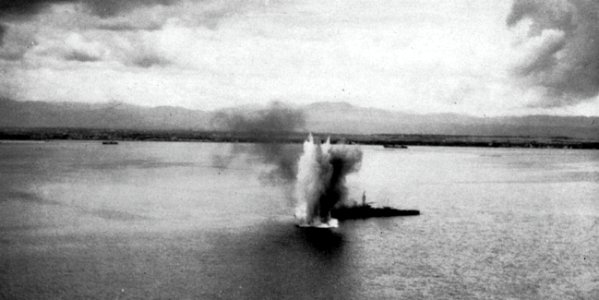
[295,134,362,227]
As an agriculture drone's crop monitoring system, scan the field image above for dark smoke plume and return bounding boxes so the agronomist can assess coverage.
[314,146,362,221]
[295,135,363,227]
[507,0,599,106]
[210,102,305,184]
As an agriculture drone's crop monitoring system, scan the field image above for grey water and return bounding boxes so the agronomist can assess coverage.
[0,141,597,299]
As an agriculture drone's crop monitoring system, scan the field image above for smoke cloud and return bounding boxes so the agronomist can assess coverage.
[295,135,362,227]
[507,0,599,106]
[211,102,305,184]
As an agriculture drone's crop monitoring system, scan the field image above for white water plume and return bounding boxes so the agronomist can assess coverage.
[295,134,362,228]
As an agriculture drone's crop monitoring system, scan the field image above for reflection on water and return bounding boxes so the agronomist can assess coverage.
[1,221,359,299]
[0,141,598,299]
[296,227,345,256]
[200,223,357,299]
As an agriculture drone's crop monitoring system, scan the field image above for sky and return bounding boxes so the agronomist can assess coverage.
[0,0,598,116]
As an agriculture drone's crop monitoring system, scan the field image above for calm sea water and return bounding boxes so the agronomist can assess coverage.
[1,141,597,299]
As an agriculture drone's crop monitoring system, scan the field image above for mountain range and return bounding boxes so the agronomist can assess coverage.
[1,98,598,140]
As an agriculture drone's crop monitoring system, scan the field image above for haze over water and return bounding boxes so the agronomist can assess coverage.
[1,141,598,299]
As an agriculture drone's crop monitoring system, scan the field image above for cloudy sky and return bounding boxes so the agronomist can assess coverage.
[1,0,598,116]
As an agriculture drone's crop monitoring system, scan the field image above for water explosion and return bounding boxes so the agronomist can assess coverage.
[295,134,363,228]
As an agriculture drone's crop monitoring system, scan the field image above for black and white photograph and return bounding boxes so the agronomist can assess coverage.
[1,0,598,299]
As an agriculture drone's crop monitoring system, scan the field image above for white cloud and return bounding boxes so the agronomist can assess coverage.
[1,0,597,116]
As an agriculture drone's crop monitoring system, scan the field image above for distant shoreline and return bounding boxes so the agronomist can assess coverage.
[1,128,598,149]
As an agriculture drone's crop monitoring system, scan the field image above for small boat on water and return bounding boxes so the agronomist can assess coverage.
[102,141,119,145]
[383,144,407,149]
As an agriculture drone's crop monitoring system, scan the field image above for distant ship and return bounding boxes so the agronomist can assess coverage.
[331,204,419,220]
[102,141,119,145]
[383,144,407,149]
[331,192,419,220]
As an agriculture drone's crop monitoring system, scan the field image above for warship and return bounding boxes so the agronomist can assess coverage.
[331,193,420,220]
